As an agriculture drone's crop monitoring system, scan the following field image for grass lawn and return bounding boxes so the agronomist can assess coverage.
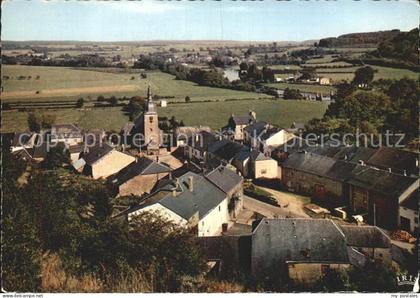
[158,99,327,129]
[2,99,326,133]
[2,107,129,133]
[264,82,337,93]
[2,65,264,102]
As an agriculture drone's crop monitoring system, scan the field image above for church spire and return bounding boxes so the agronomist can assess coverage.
[147,83,153,101]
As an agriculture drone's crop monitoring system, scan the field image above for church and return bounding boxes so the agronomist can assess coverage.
[129,85,161,155]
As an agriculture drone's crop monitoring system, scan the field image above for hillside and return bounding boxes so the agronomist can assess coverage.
[318,30,401,47]
[375,28,419,64]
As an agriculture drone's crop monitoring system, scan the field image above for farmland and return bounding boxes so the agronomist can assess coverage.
[158,99,327,129]
[1,65,265,102]
[1,99,327,132]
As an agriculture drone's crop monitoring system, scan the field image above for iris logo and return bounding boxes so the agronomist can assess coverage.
[397,273,419,292]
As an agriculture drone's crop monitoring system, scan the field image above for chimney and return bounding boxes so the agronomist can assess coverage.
[188,176,194,192]
[403,170,407,176]
[388,168,392,173]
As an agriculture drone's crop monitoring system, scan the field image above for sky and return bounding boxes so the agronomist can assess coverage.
[2,0,419,42]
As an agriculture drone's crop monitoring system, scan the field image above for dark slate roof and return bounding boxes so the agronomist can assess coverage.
[209,140,247,162]
[244,121,268,134]
[324,160,363,182]
[176,126,211,139]
[68,143,86,154]
[253,218,349,263]
[187,131,218,151]
[366,147,419,176]
[231,115,255,126]
[81,143,114,165]
[282,152,336,177]
[111,157,171,185]
[205,166,243,194]
[400,190,418,210]
[50,124,82,139]
[259,127,281,141]
[339,225,391,248]
[347,167,418,197]
[133,172,227,220]
[333,146,377,163]
[250,149,272,161]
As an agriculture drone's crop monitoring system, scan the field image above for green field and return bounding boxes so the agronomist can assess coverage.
[158,99,327,129]
[264,82,337,93]
[2,99,327,132]
[1,65,264,102]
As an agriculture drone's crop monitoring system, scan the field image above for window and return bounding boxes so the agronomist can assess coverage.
[149,116,153,123]
[415,217,419,224]
[219,206,221,211]
[261,169,267,174]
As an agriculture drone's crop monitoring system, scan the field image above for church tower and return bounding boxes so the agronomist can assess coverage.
[141,84,161,154]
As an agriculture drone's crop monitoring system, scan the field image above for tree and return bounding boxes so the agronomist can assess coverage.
[97,95,105,102]
[283,88,303,100]
[28,112,41,132]
[352,66,375,86]
[185,96,191,103]
[41,143,70,169]
[110,96,119,106]
[76,97,84,108]
[128,212,207,291]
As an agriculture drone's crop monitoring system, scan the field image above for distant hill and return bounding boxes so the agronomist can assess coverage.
[318,30,401,47]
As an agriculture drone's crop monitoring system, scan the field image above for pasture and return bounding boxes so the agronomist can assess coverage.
[158,99,327,129]
[1,65,264,102]
[1,99,327,132]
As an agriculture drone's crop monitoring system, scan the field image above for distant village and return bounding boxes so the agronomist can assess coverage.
[6,84,418,286]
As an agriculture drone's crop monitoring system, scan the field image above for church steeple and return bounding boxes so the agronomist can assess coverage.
[146,83,156,112]
[147,83,153,101]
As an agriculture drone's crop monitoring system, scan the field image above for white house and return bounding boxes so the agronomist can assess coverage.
[259,128,296,155]
[73,143,136,179]
[127,172,230,237]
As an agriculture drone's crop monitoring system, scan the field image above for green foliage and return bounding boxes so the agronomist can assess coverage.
[352,66,375,86]
[76,97,85,108]
[185,95,191,103]
[377,28,418,65]
[27,112,57,132]
[42,143,70,169]
[283,88,303,100]
[2,150,42,291]
[348,261,398,292]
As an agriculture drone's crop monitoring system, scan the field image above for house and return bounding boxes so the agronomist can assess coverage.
[84,128,106,146]
[339,224,392,267]
[73,143,136,179]
[10,132,37,152]
[319,77,331,85]
[250,150,278,179]
[50,124,83,146]
[174,126,211,147]
[205,166,244,218]
[347,167,419,230]
[127,171,230,237]
[243,121,269,148]
[225,111,256,141]
[288,122,305,134]
[258,128,296,155]
[109,157,171,197]
[399,191,419,234]
[13,142,48,163]
[184,130,218,162]
[251,218,351,285]
[281,152,347,206]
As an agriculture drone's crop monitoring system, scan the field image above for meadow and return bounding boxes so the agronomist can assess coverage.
[2,65,264,102]
[1,99,327,132]
[158,99,327,129]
